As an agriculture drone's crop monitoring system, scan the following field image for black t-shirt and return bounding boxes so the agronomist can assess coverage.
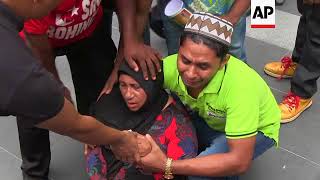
[0,2,65,128]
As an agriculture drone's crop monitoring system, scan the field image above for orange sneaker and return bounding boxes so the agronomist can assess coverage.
[264,56,297,79]
[279,92,312,123]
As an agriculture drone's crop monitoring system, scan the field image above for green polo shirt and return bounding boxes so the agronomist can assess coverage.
[163,54,280,145]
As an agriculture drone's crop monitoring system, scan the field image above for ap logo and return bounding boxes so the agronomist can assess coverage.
[251,0,275,28]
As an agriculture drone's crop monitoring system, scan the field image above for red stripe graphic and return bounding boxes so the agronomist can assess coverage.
[251,24,276,28]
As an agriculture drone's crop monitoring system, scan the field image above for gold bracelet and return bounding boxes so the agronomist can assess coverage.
[163,158,174,179]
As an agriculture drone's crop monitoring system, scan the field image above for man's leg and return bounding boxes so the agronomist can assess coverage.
[101,0,114,37]
[17,118,51,180]
[228,16,247,62]
[150,1,165,39]
[66,24,117,114]
[102,9,113,37]
[159,0,184,55]
[263,0,306,79]
[291,0,306,63]
[189,118,275,180]
[190,112,221,152]
[279,1,320,123]
[291,1,320,99]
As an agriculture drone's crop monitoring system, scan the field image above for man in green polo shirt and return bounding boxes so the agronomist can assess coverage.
[138,12,280,179]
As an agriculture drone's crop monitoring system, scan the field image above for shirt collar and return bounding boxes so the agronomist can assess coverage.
[0,1,24,32]
[202,65,226,94]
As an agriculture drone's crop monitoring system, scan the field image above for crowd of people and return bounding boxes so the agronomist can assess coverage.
[0,0,319,180]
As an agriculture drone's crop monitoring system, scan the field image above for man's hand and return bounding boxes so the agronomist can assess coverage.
[115,0,161,80]
[124,42,162,80]
[219,14,238,25]
[110,130,141,164]
[220,0,250,25]
[138,134,167,173]
[137,134,152,157]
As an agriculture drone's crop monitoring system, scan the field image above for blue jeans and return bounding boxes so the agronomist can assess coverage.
[188,115,275,180]
[159,1,247,62]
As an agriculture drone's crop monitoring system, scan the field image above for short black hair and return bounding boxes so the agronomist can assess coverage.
[179,32,229,61]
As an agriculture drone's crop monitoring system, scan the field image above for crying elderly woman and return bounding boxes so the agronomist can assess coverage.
[85,62,198,180]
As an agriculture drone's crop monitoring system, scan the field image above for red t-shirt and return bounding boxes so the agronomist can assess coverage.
[21,0,103,48]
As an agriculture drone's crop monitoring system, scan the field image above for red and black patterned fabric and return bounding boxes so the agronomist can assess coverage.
[86,102,198,180]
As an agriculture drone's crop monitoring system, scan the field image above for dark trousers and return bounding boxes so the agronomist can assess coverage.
[16,20,117,180]
[291,0,320,98]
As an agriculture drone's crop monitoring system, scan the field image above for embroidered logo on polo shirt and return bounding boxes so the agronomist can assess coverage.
[206,103,226,120]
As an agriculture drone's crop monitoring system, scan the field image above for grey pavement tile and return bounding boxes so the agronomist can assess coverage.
[0,116,21,158]
[276,1,299,16]
[244,38,320,180]
[242,147,320,180]
[246,36,290,73]
[111,28,120,46]
[279,103,320,164]
[247,10,300,51]
[0,149,23,180]
[150,31,168,57]
[246,36,291,94]
[268,90,320,160]
[0,116,66,160]
[50,132,69,149]
[270,88,287,106]
[242,27,320,180]
[49,137,87,180]
[246,36,320,102]
[56,56,77,105]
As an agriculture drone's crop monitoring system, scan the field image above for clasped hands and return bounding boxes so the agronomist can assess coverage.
[85,131,168,173]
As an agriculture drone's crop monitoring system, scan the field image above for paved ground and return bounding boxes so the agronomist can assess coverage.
[1,1,320,179]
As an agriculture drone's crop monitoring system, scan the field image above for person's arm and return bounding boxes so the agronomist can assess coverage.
[115,0,161,80]
[38,98,123,145]
[8,59,140,162]
[24,32,73,102]
[221,0,250,25]
[140,135,255,177]
[24,32,59,80]
[135,0,152,41]
[99,0,160,95]
[38,98,140,163]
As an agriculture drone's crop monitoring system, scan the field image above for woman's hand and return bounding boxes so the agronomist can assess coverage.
[84,144,96,156]
[137,134,152,157]
[138,134,167,173]
[99,68,119,98]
